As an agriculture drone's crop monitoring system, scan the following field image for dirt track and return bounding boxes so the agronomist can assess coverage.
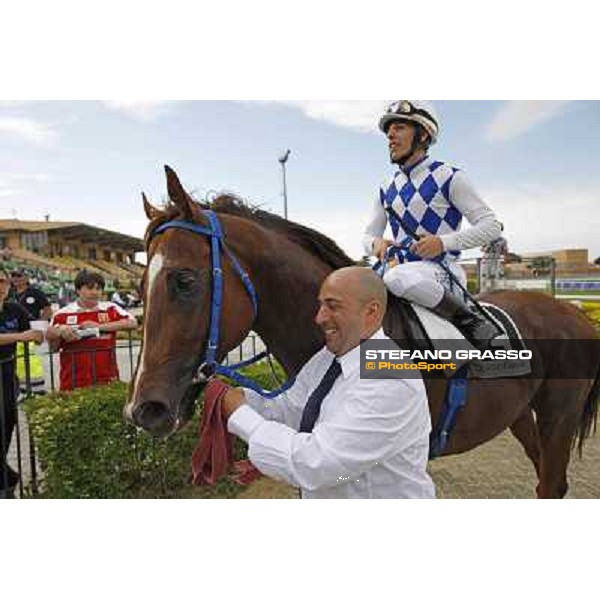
[237,429,600,499]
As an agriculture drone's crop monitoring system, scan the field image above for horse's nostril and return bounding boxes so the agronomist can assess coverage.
[132,401,174,437]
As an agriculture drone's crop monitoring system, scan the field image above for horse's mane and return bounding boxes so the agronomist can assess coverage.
[147,194,355,271]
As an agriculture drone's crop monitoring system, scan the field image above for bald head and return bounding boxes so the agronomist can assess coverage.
[316,267,387,356]
[324,267,388,313]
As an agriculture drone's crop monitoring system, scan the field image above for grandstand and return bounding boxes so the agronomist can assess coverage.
[0,219,145,300]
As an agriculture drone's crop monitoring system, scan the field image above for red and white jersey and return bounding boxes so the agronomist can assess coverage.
[51,301,133,390]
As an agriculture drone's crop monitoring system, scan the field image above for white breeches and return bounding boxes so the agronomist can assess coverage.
[382,260,467,308]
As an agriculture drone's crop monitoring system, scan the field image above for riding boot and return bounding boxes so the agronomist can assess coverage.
[431,290,500,351]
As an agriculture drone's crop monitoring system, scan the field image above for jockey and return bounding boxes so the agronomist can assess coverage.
[363,100,502,350]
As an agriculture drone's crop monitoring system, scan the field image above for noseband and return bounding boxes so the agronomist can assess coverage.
[149,210,294,399]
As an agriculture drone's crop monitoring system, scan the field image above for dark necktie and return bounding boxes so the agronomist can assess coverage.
[299,358,343,433]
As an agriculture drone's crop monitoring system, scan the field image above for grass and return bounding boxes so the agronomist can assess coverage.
[557,289,600,297]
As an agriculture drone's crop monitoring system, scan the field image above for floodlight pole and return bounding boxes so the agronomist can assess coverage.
[278,149,291,220]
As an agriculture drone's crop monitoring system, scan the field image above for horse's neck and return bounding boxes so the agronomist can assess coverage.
[246,264,410,377]
[247,246,331,376]
[229,222,408,375]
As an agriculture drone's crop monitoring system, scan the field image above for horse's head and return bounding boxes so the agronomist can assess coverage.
[125,166,256,437]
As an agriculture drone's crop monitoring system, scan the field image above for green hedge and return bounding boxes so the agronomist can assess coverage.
[24,360,287,498]
[579,301,600,333]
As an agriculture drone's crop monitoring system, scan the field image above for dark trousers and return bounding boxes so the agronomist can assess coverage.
[1,360,18,491]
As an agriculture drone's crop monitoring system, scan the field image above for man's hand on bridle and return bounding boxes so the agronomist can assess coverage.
[221,387,245,419]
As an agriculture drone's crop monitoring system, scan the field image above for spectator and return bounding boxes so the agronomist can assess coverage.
[10,269,51,394]
[0,267,44,498]
[57,284,68,307]
[126,290,141,308]
[111,287,127,308]
[46,270,137,391]
[0,246,13,261]
[10,270,52,320]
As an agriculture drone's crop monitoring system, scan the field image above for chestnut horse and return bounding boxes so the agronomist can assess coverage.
[126,166,600,498]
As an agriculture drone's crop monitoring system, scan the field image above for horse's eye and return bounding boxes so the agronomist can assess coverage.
[166,269,204,301]
[175,270,197,291]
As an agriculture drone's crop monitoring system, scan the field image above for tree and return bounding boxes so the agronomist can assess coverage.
[504,252,521,264]
[356,255,372,267]
[527,256,553,276]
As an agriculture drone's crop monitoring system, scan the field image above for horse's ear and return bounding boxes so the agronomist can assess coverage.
[165,165,195,219]
[142,192,161,221]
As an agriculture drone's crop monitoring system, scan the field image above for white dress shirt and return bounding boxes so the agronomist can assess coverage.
[227,329,436,499]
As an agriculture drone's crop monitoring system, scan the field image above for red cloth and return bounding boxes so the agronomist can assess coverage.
[191,379,262,487]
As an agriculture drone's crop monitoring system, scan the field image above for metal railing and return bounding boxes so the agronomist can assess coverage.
[474,256,557,296]
[1,331,264,499]
[1,354,38,499]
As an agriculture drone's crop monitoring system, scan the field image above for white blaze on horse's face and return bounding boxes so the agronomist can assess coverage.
[131,252,164,402]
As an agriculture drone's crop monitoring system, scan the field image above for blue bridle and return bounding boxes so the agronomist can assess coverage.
[150,210,295,398]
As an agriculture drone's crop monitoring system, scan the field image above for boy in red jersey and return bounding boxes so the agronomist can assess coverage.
[47,271,137,391]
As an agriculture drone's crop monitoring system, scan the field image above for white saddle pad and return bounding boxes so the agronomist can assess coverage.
[409,303,530,379]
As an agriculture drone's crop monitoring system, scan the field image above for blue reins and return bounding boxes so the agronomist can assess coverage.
[150,211,295,398]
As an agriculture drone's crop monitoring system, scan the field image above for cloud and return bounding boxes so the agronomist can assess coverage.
[260,101,389,133]
[290,205,373,260]
[485,101,571,142]
[0,173,51,198]
[0,186,19,198]
[0,117,58,145]
[484,183,600,259]
[283,182,600,262]
[102,100,177,121]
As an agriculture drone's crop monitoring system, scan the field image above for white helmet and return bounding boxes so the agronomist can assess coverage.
[379,100,440,144]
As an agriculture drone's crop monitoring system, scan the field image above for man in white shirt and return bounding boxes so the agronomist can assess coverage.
[220,266,435,499]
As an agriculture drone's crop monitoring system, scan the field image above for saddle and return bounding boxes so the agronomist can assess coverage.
[383,295,531,379]
[381,296,531,458]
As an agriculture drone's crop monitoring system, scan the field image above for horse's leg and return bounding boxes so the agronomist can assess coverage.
[536,434,572,499]
[532,380,590,499]
[509,406,541,478]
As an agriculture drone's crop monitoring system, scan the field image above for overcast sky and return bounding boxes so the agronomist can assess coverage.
[1,100,599,262]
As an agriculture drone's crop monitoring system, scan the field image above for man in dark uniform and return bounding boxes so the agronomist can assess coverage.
[0,268,43,497]
[10,270,52,320]
[10,270,50,395]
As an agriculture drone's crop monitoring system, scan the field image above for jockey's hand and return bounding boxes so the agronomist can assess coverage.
[373,238,393,262]
[411,235,444,259]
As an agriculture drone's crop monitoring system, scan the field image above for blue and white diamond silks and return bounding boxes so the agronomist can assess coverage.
[380,158,463,263]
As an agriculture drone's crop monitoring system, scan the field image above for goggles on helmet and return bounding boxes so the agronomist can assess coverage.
[384,101,438,128]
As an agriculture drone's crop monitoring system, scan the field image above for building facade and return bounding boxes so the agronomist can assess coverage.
[0,219,145,287]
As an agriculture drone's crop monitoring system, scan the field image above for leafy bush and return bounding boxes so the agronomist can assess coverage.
[227,358,287,390]
[579,301,600,332]
[24,360,287,498]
